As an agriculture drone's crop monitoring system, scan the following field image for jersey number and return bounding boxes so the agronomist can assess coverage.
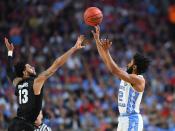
[19,89,28,104]
[119,91,124,101]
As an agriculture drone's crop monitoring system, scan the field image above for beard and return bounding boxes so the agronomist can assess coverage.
[30,74,37,77]
[29,74,37,77]
[127,66,133,74]
[29,72,37,77]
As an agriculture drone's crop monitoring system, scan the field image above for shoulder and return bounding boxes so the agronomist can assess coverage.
[130,74,145,82]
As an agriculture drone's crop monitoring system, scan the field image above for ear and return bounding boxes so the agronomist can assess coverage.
[133,65,137,70]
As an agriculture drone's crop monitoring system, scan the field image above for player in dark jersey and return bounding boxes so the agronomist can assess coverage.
[4,36,85,131]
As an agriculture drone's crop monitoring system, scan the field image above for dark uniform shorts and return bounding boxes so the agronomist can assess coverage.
[8,117,36,131]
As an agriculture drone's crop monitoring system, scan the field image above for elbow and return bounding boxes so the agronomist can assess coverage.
[136,84,144,92]
[135,87,144,92]
[134,83,145,92]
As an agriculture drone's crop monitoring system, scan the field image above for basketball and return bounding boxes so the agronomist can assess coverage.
[84,7,103,26]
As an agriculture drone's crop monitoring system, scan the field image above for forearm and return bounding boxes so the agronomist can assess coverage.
[34,47,77,95]
[54,47,76,68]
[6,51,15,82]
[39,47,77,78]
[96,40,120,73]
[105,51,121,74]
[95,39,108,64]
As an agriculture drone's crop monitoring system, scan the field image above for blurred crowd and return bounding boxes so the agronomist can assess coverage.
[0,0,175,131]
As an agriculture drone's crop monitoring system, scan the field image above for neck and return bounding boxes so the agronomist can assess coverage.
[132,70,138,75]
[23,75,30,79]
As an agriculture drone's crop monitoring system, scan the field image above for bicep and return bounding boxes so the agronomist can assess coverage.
[33,64,56,94]
[113,68,138,85]
[38,67,54,80]
[33,77,45,95]
[113,69,144,92]
[38,58,61,80]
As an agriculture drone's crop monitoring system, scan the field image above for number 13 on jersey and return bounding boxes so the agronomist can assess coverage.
[19,89,28,104]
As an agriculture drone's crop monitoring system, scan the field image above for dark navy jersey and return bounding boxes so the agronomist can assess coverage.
[15,76,43,123]
[6,56,43,123]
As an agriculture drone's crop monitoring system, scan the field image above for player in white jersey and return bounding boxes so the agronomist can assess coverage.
[92,26,150,131]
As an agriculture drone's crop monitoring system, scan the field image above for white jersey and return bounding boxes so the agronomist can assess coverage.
[35,123,52,131]
[118,75,143,115]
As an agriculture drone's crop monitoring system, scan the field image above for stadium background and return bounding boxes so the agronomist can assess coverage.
[0,0,175,131]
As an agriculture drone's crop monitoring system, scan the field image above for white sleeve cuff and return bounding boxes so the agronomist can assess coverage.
[8,51,13,56]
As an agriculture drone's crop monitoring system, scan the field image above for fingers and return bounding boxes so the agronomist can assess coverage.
[80,46,85,48]
[78,35,83,39]
[76,35,86,49]
[100,38,112,48]
[91,30,95,35]
[77,35,85,44]
[100,39,104,44]
[4,37,7,41]
[4,37,9,44]
[11,43,14,49]
[4,37,13,46]
[79,35,84,39]
[106,39,110,43]
[100,39,108,44]
[95,25,100,33]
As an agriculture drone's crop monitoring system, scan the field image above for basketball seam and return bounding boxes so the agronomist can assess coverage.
[85,16,103,23]
[84,13,103,20]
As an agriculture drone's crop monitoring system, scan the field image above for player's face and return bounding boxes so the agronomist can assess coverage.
[25,64,36,76]
[127,59,134,74]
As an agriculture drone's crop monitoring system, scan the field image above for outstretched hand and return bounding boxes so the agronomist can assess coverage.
[91,26,112,51]
[4,37,14,51]
[100,38,112,51]
[91,25,100,41]
[73,35,85,50]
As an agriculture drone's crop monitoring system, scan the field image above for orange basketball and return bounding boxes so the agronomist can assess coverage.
[84,7,103,26]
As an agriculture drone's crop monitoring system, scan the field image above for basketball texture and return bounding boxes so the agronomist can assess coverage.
[84,7,103,26]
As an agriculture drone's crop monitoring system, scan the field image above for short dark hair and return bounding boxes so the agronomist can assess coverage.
[133,53,150,74]
[14,62,26,77]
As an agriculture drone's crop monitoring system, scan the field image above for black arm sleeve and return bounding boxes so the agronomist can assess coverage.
[31,94,43,122]
[6,56,15,82]
[29,90,43,122]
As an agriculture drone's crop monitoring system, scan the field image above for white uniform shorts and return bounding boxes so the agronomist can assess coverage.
[117,114,143,131]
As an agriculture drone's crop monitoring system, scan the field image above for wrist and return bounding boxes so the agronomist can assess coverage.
[95,37,100,42]
[8,51,13,56]
[72,46,77,52]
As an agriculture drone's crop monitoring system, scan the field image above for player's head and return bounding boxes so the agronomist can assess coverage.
[15,62,36,78]
[127,53,150,74]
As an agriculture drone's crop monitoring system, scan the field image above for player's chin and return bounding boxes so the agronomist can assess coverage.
[29,72,37,77]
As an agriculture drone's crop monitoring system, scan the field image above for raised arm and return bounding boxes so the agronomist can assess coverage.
[91,26,109,64]
[33,35,85,95]
[4,37,15,82]
[92,26,144,92]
